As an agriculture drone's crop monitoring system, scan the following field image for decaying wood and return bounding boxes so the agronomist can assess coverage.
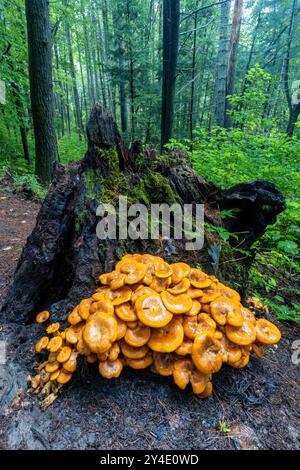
[0,103,285,324]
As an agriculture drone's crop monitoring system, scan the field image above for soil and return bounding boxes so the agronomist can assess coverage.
[0,187,299,450]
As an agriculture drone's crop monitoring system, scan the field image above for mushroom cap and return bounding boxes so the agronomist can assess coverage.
[200,290,221,304]
[78,298,93,320]
[47,336,63,353]
[192,331,222,375]
[50,370,60,381]
[175,338,193,356]
[241,306,256,325]
[92,292,107,301]
[170,263,191,284]
[189,268,212,289]
[185,300,201,317]
[220,336,242,363]
[210,296,243,327]
[148,318,184,353]
[121,340,148,359]
[91,299,114,316]
[183,316,198,340]
[131,285,158,305]
[124,323,151,347]
[228,346,250,368]
[255,319,281,345]
[216,283,241,302]
[45,361,59,373]
[115,302,137,322]
[83,312,118,353]
[197,313,217,334]
[126,352,153,369]
[99,359,123,378]
[46,322,60,334]
[155,261,173,279]
[186,287,203,299]
[173,358,193,390]
[108,343,120,361]
[57,346,72,363]
[225,318,257,346]
[67,306,82,325]
[65,323,84,344]
[190,369,211,395]
[36,310,50,324]
[116,260,146,284]
[86,354,98,363]
[106,271,126,290]
[160,291,193,314]
[115,316,127,340]
[35,336,49,353]
[136,294,173,328]
[153,352,176,376]
[150,276,171,293]
[106,286,132,305]
[197,381,213,398]
[167,278,190,294]
[76,338,91,355]
[56,370,73,384]
[252,343,265,358]
[62,351,78,373]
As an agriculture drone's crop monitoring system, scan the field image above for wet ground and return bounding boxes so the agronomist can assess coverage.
[0,190,299,450]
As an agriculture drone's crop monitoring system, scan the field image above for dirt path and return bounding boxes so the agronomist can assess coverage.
[0,190,299,450]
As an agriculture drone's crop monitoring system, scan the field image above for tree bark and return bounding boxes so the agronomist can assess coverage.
[25,0,57,183]
[214,0,231,127]
[161,0,180,149]
[225,0,243,128]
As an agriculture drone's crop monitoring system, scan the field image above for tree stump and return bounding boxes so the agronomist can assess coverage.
[1,104,285,324]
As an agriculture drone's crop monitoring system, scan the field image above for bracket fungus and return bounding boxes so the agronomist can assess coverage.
[32,254,281,405]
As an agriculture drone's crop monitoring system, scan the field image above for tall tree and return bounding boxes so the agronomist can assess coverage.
[161,0,180,149]
[225,0,243,128]
[25,0,57,183]
[214,0,231,127]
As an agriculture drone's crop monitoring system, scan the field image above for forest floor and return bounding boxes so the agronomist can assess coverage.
[0,183,299,450]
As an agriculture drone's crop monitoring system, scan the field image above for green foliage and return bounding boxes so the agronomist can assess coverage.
[58,133,87,164]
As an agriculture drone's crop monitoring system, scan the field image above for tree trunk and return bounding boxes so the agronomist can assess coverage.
[65,21,84,140]
[1,104,285,324]
[25,0,57,184]
[161,0,180,149]
[214,0,231,127]
[189,11,198,142]
[225,0,243,128]
[286,101,300,136]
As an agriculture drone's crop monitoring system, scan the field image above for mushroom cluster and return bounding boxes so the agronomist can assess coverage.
[33,254,281,399]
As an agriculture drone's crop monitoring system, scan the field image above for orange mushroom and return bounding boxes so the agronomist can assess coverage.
[124,323,151,347]
[219,336,242,363]
[175,338,193,356]
[63,351,78,373]
[160,291,192,314]
[45,361,60,373]
[167,277,190,294]
[241,306,256,325]
[116,260,146,284]
[36,310,50,324]
[120,340,148,359]
[57,346,72,363]
[91,299,114,316]
[225,318,257,346]
[50,370,60,381]
[65,323,84,344]
[35,336,49,353]
[115,302,138,322]
[148,318,184,352]
[126,353,153,369]
[210,296,243,327]
[135,294,173,328]
[78,298,93,320]
[47,336,63,353]
[255,319,281,345]
[115,316,127,340]
[170,263,190,284]
[107,286,132,306]
[173,358,210,395]
[150,276,171,293]
[83,312,117,353]
[192,331,222,375]
[185,300,201,317]
[186,287,203,299]
[155,261,173,278]
[99,359,123,378]
[189,268,212,289]
[57,370,73,384]
[153,352,176,376]
[46,322,60,334]
[106,271,126,290]
[131,286,158,305]
[68,306,82,325]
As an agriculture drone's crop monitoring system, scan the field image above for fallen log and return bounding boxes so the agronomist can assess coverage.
[1,104,285,324]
